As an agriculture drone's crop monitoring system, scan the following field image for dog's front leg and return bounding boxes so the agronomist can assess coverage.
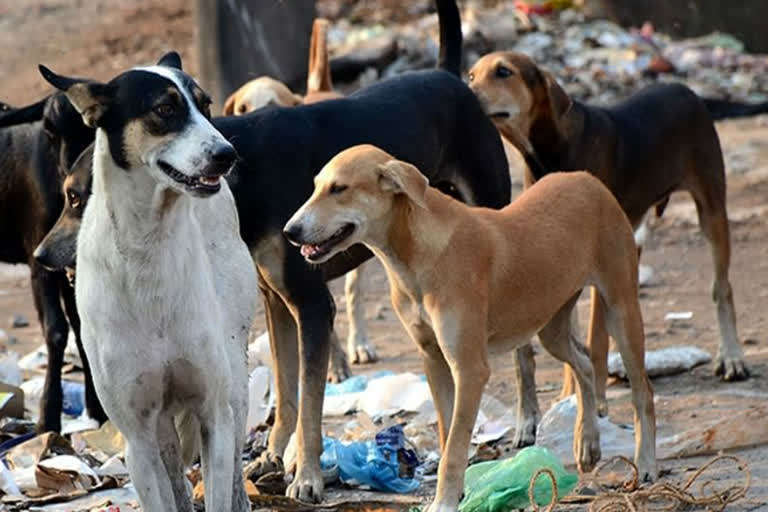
[200,402,236,512]
[124,413,193,512]
[60,283,108,424]
[285,286,334,503]
[31,264,69,433]
[428,318,490,512]
[512,344,539,447]
[401,314,454,448]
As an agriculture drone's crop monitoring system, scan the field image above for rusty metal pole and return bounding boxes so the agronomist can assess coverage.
[195,0,316,111]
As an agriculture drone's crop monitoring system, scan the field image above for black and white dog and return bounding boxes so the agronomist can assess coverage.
[41,53,257,512]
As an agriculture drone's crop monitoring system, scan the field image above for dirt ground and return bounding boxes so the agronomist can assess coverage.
[1,0,767,510]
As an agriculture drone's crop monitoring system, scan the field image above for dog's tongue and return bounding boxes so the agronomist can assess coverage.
[301,245,321,258]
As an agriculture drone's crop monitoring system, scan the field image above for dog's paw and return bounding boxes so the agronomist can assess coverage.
[636,457,658,483]
[286,467,324,503]
[244,451,284,481]
[511,418,536,448]
[425,501,460,512]
[714,354,749,381]
[597,396,609,418]
[575,431,601,474]
[327,356,352,383]
[348,342,378,365]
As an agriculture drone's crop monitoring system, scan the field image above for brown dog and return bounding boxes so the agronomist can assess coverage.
[284,145,657,511]
[223,18,378,376]
[468,51,745,443]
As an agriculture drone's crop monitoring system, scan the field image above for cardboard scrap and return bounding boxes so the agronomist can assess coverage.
[72,421,125,458]
[6,433,75,470]
[0,382,24,419]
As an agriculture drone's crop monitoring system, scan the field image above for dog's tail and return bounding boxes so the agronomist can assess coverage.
[436,0,462,76]
[0,97,47,128]
[703,97,768,120]
[307,18,334,94]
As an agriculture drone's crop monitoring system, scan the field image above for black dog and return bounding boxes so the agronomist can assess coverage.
[33,0,508,501]
[216,0,511,501]
[0,96,105,432]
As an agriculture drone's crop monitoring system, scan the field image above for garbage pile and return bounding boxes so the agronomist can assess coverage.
[321,0,768,105]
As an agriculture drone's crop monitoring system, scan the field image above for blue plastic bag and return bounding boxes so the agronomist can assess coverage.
[320,425,419,493]
[61,380,84,416]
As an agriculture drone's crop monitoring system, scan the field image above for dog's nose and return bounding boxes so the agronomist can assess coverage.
[207,143,237,174]
[33,245,52,269]
[283,223,303,245]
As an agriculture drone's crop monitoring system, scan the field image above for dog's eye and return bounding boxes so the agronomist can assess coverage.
[468,72,475,82]
[329,183,348,195]
[153,104,175,119]
[495,66,514,78]
[67,191,81,208]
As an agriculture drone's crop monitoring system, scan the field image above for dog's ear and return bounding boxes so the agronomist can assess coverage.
[377,160,428,209]
[39,65,115,128]
[543,71,572,122]
[222,92,237,116]
[157,51,183,70]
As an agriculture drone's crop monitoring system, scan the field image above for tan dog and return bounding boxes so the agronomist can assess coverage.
[284,145,657,511]
[223,18,378,372]
[468,51,744,443]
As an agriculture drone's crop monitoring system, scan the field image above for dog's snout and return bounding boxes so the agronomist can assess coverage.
[202,143,237,177]
[283,223,304,245]
[211,144,237,167]
[33,244,53,270]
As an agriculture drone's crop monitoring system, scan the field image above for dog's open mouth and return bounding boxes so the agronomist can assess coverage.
[300,224,355,262]
[158,161,223,194]
[489,112,510,119]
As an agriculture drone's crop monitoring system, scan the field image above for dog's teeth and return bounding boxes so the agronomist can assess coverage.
[198,176,220,186]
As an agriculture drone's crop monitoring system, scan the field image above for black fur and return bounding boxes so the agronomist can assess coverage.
[0,94,104,432]
[702,98,768,121]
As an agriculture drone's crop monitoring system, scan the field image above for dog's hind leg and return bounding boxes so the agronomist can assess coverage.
[32,265,69,433]
[600,291,657,481]
[60,283,107,424]
[327,330,351,383]
[691,189,747,381]
[512,344,539,447]
[560,289,610,417]
[345,263,377,364]
[538,296,601,474]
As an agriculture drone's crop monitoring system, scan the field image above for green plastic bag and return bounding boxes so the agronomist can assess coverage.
[459,446,578,512]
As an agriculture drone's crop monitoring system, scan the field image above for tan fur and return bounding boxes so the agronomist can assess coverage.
[222,77,302,115]
[286,145,658,511]
[468,51,571,144]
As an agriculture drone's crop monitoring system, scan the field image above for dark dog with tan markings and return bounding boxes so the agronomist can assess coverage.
[34,144,93,280]
[468,51,746,446]
[284,145,657,512]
